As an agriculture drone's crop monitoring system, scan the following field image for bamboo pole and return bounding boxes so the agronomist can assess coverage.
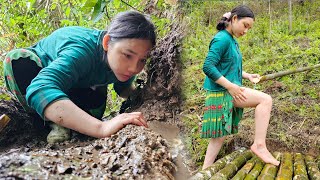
[259,64,320,82]
[293,153,308,180]
[244,158,265,180]
[210,150,253,180]
[231,156,257,180]
[257,152,281,179]
[276,152,293,180]
[189,148,246,180]
[305,155,320,180]
[317,155,320,170]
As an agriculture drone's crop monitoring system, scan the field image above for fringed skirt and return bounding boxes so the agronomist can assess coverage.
[201,91,243,138]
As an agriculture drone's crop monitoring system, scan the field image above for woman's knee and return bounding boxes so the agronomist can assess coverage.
[261,93,272,106]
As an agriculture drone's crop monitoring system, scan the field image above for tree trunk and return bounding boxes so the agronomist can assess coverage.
[268,0,272,43]
[288,0,292,33]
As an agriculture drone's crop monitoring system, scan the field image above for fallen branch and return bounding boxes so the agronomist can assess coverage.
[260,64,320,82]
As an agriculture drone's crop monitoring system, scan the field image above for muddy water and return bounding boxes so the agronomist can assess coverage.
[148,121,191,180]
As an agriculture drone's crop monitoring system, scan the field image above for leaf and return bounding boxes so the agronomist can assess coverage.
[113,0,120,9]
[83,0,98,8]
[50,3,57,10]
[92,0,106,22]
[65,6,71,17]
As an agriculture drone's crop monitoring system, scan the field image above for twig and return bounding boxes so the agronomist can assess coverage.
[260,64,320,82]
[120,0,144,13]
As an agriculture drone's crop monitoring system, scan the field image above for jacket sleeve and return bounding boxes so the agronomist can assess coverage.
[202,36,229,81]
[26,47,93,118]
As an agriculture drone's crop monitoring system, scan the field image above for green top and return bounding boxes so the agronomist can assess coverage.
[26,26,134,118]
[203,30,243,91]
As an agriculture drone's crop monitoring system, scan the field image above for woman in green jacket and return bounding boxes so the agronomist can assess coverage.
[201,5,280,170]
[3,11,154,143]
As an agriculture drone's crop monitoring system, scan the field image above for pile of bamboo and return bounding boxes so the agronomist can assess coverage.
[189,150,320,180]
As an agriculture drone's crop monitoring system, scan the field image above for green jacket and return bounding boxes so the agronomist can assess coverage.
[26,26,134,118]
[203,30,243,91]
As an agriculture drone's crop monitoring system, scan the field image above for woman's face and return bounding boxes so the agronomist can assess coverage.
[230,16,254,38]
[103,36,152,82]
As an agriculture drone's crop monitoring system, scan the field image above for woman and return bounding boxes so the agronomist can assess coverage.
[3,11,155,143]
[201,5,280,170]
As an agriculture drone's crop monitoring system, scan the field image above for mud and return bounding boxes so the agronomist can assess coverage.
[0,88,49,152]
[149,121,191,180]
[0,125,177,179]
[125,23,183,127]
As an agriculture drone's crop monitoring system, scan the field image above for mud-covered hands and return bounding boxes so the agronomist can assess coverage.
[226,83,246,102]
[99,112,148,137]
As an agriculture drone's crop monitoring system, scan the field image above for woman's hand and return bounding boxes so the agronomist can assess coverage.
[226,83,246,102]
[246,73,261,83]
[99,112,148,137]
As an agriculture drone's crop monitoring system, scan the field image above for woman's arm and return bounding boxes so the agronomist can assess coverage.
[44,99,148,138]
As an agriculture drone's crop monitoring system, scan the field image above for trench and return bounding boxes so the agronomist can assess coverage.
[149,121,191,180]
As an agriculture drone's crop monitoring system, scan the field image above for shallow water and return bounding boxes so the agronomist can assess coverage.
[149,121,191,180]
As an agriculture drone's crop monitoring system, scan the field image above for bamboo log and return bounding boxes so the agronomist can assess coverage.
[317,155,320,170]
[189,148,246,180]
[0,114,11,133]
[231,156,257,180]
[257,152,281,179]
[244,158,265,180]
[276,152,293,180]
[210,150,253,180]
[293,153,308,180]
[305,155,320,180]
[259,64,320,82]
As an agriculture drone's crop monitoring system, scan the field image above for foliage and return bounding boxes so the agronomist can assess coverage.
[181,0,320,167]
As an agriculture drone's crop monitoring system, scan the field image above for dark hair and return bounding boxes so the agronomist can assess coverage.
[216,5,255,31]
[106,11,156,47]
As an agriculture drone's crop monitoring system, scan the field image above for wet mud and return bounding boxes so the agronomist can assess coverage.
[0,125,177,179]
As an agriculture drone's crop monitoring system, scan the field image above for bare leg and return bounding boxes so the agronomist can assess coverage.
[234,87,280,166]
[202,137,226,170]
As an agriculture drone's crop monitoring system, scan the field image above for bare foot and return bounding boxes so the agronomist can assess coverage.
[251,144,280,166]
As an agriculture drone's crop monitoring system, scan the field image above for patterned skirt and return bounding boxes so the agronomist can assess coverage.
[201,91,243,138]
[3,49,43,112]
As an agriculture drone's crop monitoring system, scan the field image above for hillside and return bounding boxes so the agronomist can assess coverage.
[180,0,320,169]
